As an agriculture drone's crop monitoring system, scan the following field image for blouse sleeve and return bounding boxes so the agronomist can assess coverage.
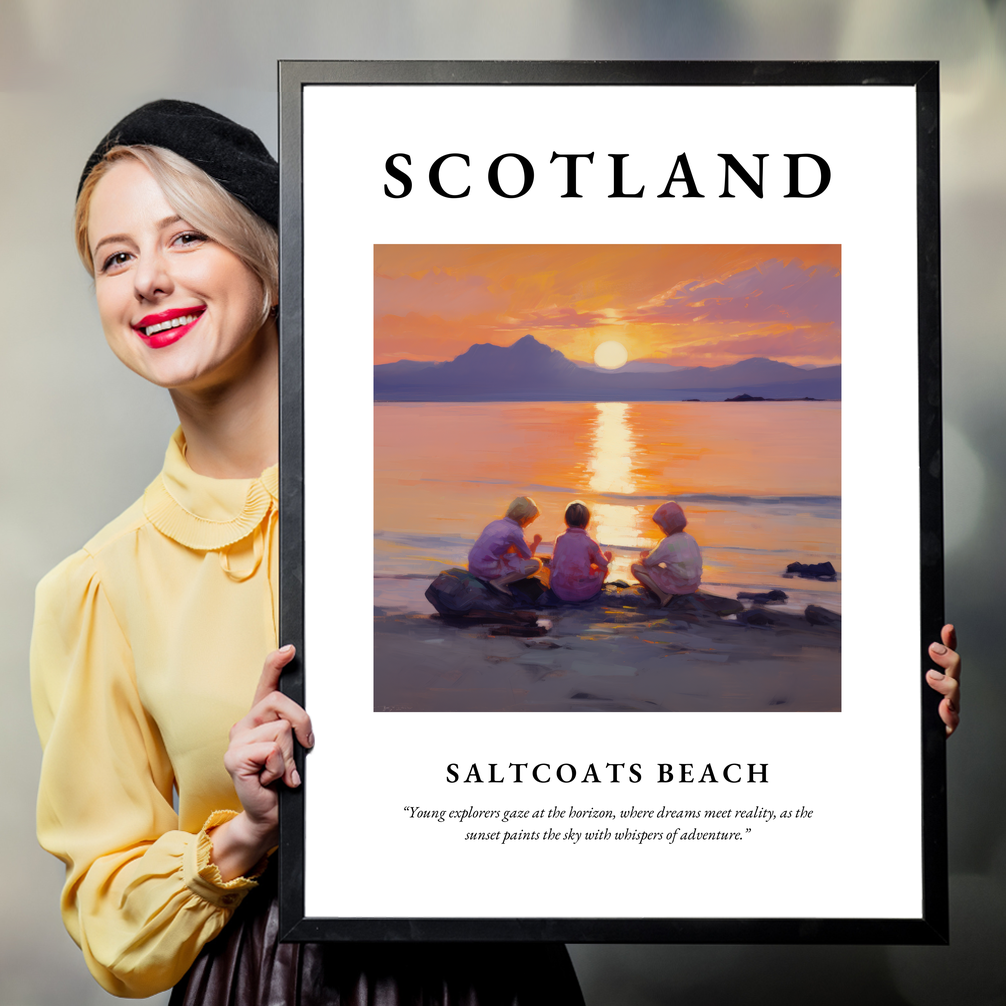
[30,549,261,998]
[505,525,532,559]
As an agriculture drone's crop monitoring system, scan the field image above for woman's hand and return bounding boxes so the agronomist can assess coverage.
[603,550,613,562]
[639,549,650,560]
[926,624,961,737]
[209,645,314,880]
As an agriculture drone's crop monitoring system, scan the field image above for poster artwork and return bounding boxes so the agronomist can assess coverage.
[287,64,942,940]
[374,243,841,714]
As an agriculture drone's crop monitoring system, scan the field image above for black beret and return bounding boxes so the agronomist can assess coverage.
[78,99,278,228]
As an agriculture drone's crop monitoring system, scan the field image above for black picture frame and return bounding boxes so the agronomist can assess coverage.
[277,60,945,944]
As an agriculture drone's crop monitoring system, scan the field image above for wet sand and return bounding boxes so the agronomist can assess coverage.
[374,580,840,713]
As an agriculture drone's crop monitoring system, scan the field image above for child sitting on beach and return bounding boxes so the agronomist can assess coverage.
[549,501,613,603]
[631,500,702,606]
[468,496,543,595]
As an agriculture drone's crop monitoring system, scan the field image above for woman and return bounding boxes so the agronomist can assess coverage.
[31,100,585,1004]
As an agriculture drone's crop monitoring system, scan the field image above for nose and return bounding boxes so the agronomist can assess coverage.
[133,247,173,303]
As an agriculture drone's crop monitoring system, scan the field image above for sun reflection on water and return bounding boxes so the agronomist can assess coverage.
[587,403,636,495]
[586,404,649,563]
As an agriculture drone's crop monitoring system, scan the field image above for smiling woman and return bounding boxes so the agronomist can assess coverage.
[30,99,584,1005]
[74,142,279,436]
[85,159,271,397]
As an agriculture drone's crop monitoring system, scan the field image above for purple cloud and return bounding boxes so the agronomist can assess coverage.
[633,259,840,327]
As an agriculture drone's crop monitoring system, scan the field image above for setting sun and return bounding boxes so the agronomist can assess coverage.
[594,340,629,370]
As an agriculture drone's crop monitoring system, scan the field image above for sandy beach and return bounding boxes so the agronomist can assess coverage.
[374,576,840,713]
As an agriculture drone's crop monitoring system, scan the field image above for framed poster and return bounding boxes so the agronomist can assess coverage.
[277,61,946,943]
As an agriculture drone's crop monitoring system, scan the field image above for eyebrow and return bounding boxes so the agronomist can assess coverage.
[91,214,185,258]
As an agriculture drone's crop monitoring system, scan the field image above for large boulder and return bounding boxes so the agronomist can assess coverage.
[805,604,841,628]
[425,568,513,616]
[784,561,837,580]
[424,568,551,616]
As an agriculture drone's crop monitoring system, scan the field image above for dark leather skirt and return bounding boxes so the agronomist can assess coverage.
[169,869,585,1006]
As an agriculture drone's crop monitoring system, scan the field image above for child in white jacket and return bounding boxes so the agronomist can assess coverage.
[631,500,702,606]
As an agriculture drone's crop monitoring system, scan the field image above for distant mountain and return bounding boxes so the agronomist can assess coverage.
[679,356,841,390]
[437,334,580,387]
[374,335,841,401]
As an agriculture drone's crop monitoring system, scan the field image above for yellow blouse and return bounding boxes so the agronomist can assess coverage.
[31,429,279,998]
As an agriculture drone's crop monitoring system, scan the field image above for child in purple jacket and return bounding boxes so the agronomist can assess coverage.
[468,496,543,595]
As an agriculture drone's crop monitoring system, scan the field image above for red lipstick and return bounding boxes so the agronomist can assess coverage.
[132,306,205,349]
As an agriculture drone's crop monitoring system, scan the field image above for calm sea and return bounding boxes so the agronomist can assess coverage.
[375,400,841,614]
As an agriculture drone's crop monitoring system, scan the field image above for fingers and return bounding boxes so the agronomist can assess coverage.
[939,697,960,736]
[246,645,314,750]
[228,719,301,788]
[234,689,314,751]
[221,645,312,834]
[252,644,296,706]
[251,719,300,787]
[252,740,289,787]
[941,623,958,653]
[261,743,288,787]
[924,673,960,736]
[926,667,959,705]
[224,738,290,790]
[928,633,961,683]
[927,625,961,737]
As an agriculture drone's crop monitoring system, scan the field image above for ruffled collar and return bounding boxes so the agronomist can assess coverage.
[143,428,278,551]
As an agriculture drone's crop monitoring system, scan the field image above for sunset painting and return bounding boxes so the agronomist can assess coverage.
[374,245,841,713]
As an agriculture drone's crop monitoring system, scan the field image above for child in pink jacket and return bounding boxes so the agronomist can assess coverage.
[549,501,612,603]
[631,500,702,605]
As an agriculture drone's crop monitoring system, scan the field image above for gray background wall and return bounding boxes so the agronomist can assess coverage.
[1,2,1003,1003]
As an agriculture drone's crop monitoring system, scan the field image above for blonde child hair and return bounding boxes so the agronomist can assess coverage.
[506,496,540,525]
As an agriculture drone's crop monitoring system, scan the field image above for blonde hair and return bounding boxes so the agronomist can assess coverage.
[505,496,540,525]
[75,145,278,323]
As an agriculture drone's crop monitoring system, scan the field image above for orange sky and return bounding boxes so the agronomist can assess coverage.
[374,244,841,369]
